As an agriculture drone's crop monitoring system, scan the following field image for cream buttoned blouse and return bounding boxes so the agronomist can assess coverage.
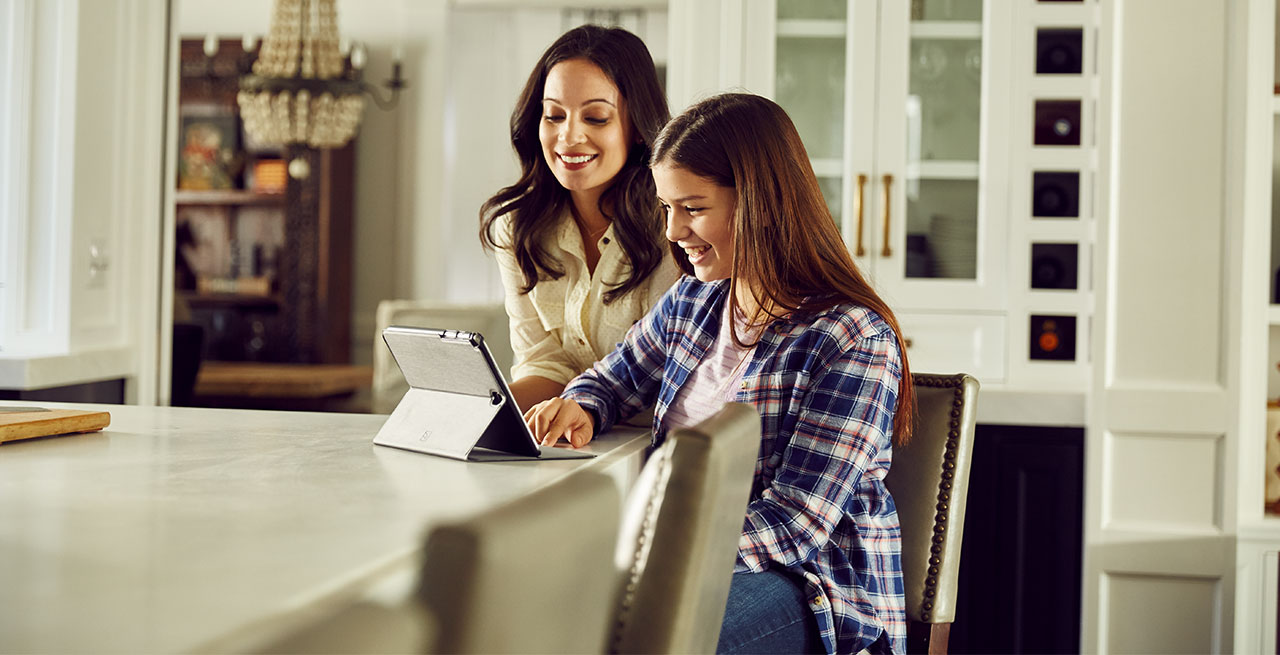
[495,211,680,384]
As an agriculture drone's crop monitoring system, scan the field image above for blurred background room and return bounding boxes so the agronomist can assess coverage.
[1,0,1279,652]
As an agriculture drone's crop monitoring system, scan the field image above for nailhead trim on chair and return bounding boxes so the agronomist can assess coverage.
[910,373,967,622]
[610,453,673,654]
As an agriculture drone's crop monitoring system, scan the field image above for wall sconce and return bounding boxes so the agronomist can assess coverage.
[236,0,406,149]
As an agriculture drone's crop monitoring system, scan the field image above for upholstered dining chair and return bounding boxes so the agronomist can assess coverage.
[254,471,616,654]
[608,402,760,654]
[884,373,980,655]
[372,300,511,414]
[417,469,621,654]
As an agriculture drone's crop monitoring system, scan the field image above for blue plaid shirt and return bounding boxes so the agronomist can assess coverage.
[563,276,906,655]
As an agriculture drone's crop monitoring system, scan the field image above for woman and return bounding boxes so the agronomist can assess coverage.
[479,25,680,410]
[525,93,915,655]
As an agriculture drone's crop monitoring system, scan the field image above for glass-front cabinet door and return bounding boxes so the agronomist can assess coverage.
[773,0,870,240]
[770,0,1009,312]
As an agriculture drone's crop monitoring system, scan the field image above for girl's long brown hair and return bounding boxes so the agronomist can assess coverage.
[651,93,914,444]
[478,25,670,304]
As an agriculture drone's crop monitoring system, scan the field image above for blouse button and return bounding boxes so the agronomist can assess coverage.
[577,338,586,345]
[740,380,747,389]
[602,237,610,245]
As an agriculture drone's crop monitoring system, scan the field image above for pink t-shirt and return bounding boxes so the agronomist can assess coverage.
[664,300,758,432]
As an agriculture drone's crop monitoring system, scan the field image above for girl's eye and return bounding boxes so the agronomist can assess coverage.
[585,116,609,126]
[659,203,671,213]
[685,206,704,214]
[543,114,565,123]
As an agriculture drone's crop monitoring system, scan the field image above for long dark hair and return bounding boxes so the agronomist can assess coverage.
[479,25,670,304]
[651,93,915,444]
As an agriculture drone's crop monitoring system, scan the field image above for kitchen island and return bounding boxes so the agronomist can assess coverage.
[0,401,648,653]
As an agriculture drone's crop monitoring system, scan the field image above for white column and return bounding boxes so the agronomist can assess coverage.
[665,0,775,112]
[1086,0,1244,651]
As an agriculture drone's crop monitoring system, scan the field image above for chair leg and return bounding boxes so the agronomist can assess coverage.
[928,623,950,655]
[905,621,951,655]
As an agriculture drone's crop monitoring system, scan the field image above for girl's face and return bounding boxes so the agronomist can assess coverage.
[539,58,632,199]
[653,162,737,282]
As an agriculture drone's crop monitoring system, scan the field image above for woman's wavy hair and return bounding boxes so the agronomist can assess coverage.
[651,93,915,443]
[478,25,670,304]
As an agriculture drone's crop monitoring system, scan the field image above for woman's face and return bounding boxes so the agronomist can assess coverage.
[539,58,632,199]
[653,162,737,282]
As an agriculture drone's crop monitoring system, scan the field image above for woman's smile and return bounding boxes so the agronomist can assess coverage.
[557,152,598,170]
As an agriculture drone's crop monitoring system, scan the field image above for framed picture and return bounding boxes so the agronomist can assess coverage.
[178,107,240,190]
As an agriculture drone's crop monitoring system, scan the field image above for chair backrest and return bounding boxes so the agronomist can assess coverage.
[883,373,979,634]
[417,470,620,654]
[372,300,511,414]
[609,403,760,654]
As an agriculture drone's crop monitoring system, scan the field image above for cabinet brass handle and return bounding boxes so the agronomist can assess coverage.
[880,174,893,258]
[853,173,867,257]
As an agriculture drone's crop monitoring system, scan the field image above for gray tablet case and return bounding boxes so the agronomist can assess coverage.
[374,326,594,462]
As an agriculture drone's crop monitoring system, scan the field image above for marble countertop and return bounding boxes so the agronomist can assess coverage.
[972,387,1087,427]
[0,401,649,653]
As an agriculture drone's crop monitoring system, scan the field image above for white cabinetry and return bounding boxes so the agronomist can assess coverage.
[668,0,1097,388]
[762,1,1011,386]
[1243,0,1280,650]
[1085,0,1274,651]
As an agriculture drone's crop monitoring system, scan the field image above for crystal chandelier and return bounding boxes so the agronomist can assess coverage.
[237,0,404,149]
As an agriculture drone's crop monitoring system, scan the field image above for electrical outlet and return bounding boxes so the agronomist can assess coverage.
[88,240,110,287]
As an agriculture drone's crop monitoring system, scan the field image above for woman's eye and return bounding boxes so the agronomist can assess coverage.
[543,114,565,123]
[585,116,609,126]
[659,203,671,213]
[685,206,704,214]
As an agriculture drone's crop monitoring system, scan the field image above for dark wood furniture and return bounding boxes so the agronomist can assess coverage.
[948,424,1085,654]
[174,38,358,409]
[192,362,371,412]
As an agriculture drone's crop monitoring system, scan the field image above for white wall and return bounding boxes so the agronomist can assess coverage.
[0,0,168,400]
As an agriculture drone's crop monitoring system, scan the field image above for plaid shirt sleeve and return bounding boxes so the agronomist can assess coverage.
[560,278,680,434]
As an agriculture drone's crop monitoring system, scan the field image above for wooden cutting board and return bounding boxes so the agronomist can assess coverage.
[0,408,111,444]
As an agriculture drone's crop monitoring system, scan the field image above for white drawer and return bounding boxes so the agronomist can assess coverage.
[896,312,1006,383]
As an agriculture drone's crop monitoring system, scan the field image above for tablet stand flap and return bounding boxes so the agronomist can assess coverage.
[475,393,541,457]
[373,387,501,461]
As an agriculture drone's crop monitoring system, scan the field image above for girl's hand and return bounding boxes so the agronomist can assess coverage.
[523,398,595,448]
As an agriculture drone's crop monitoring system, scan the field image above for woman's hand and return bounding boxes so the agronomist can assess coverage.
[523,398,595,448]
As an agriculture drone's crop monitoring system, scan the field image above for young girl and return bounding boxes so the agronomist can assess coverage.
[479,25,680,410]
[525,93,915,655]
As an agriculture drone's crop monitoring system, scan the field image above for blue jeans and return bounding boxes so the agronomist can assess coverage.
[717,569,823,654]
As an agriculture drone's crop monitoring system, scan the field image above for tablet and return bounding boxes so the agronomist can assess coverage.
[373,326,594,461]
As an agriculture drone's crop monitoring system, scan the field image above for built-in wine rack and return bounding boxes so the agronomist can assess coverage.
[1008,0,1097,387]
